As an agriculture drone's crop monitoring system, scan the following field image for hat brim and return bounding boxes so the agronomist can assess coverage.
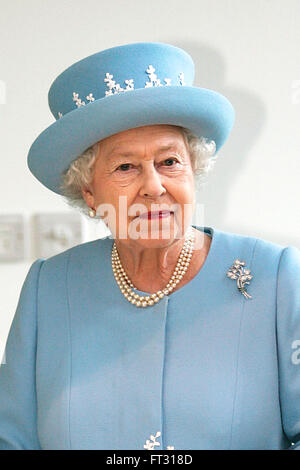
[27,85,235,195]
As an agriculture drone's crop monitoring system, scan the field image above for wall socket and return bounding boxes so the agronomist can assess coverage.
[33,212,83,259]
[0,214,25,261]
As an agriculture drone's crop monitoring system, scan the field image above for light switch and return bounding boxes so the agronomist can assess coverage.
[33,212,83,259]
[0,214,25,261]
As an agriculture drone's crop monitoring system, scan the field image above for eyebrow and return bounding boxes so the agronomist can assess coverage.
[106,143,183,160]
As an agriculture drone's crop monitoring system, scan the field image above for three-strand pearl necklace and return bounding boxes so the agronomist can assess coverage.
[111,226,195,307]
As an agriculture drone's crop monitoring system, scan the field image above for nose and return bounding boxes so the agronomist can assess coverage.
[139,165,166,198]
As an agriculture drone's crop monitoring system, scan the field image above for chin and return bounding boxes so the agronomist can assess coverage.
[130,236,177,250]
[128,217,179,242]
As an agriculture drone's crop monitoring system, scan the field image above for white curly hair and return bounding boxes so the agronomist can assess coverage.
[58,126,217,222]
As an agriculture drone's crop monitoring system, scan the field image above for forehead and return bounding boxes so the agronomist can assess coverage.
[99,125,186,157]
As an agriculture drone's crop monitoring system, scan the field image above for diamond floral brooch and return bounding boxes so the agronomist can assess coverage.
[227,259,253,299]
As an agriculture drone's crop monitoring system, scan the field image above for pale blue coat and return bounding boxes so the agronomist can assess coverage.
[0,226,300,450]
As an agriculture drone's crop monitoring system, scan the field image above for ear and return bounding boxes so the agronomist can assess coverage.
[81,186,95,209]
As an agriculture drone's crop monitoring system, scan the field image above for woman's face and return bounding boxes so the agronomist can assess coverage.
[82,124,196,247]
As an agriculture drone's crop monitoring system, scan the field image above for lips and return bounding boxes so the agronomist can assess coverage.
[139,210,173,219]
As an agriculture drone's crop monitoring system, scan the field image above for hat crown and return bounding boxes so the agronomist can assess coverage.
[48,42,195,120]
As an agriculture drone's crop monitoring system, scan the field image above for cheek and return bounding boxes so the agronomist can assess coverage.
[108,186,138,222]
[172,177,195,200]
[92,176,118,205]
[170,180,195,220]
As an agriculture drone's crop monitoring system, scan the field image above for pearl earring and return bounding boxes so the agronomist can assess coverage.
[88,208,96,218]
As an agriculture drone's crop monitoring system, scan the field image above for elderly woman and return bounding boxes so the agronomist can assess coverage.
[0,42,300,451]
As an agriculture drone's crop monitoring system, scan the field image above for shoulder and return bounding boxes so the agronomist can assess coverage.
[35,235,114,277]
[209,226,300,286]
[276,245,300,305]
[212,226,299,262]
[210,227,300,310]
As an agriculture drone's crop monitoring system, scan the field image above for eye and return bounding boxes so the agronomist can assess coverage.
[116,163,133,172]
[115,157,180,173]
[162,157,179,166]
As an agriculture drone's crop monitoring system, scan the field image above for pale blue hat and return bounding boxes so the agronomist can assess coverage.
[27,42,235,195]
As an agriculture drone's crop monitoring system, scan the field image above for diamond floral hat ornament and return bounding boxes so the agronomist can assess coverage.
[27,41,235,195]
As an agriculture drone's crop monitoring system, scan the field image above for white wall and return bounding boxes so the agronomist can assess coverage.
[1,0,300,355]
